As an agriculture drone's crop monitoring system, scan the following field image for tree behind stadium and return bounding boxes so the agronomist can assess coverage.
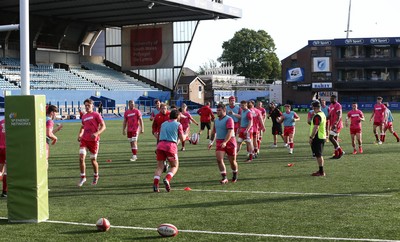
[219,28,281,80]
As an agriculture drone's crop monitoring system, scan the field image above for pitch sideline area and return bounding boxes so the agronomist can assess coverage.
[184,188,393,197]
[0,216,396,242]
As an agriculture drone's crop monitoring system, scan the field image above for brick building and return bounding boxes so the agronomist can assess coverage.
[281,37,400,105]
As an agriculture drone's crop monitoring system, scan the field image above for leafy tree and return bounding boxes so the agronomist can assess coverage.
[218,28,281,80]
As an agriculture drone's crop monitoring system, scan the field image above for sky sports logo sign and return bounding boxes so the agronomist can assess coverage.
[311,40,332,46]
[370,38,390,44]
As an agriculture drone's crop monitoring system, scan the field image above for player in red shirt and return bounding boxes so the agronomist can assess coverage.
[0,119,7,197]
[369,96,387,144]
[123,100,144,162]
[77,99,106,187]
[152,103,170,142]
[179,103,198,151]
[46,105,63,161]
[345,102,365,154]
[328,95,344,159]
[151,103,171,172]
[197,101,215,140]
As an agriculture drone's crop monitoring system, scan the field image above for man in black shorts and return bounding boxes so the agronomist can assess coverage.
[268,102,283,147]
[309,100,327,176]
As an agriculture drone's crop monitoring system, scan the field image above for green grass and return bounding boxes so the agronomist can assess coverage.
[1,112,400,241]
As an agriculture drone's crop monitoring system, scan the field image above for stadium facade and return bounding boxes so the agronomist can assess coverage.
[0,0,241,106]
[281,37,400,106]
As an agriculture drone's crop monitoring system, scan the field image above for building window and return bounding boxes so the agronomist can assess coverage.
[345,46,365,58]
[325,49,332,56]
[198,85,202,99]
[311,50,318,57]
[370,46,390,58]
[311,72,332,81]
[177,85,188,94]
[340,69,364,82]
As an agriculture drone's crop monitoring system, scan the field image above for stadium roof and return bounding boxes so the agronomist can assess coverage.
[0,0,242,27]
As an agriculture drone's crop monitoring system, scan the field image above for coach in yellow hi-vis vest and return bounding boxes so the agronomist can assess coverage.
[309,100,327,177]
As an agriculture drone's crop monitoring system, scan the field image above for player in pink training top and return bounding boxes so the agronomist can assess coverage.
[345,102,365,154]
[123,100,144,162]
[256,100,267,151]
[328,95,344,159]
[153,109,186,192]
[77,99,106,187]
[179,103,198,151]
[237,100,254,162]
[0,119,7,197]
[369,96,387,144]
[46,105,63,161]
[248,100,265,157]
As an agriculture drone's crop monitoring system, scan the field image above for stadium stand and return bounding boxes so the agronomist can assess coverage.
[0,58,156,91]
[71,62,156,91]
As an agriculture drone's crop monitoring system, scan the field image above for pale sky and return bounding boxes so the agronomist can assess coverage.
[185,0,400,71]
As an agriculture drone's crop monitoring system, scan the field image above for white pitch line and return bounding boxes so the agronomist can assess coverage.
[0,217,398,242]
[184,189,392,197]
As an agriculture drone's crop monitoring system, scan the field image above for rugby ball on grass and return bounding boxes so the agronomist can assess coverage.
[190,133,200,145]
[157,223,178,237]
[96,218,111,232]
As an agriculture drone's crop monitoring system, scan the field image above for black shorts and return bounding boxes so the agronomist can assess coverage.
[311,138,325,158]
[272,125,282,135]
[200,122,211,131]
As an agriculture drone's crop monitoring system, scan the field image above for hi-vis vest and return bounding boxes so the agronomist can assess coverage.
[310,111,326,140]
